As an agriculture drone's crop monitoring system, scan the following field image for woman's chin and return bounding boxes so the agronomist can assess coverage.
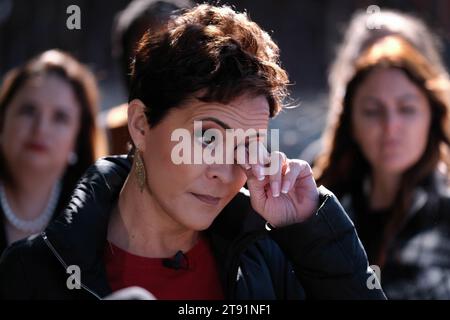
[179,210,218,231]
[19,156,63,172]
[377,160,412,176]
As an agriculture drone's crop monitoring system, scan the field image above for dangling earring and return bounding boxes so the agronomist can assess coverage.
[68,152,78,165]
[134,148,146,192]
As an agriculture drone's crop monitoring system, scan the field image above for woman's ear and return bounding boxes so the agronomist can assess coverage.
[128,99,148,151]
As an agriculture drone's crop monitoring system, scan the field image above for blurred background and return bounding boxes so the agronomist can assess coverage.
[0,0,449,158]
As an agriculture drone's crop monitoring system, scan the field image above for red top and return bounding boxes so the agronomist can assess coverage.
[104,235,225,300]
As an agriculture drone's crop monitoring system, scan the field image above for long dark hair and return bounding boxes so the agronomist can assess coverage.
[315,36,450,266]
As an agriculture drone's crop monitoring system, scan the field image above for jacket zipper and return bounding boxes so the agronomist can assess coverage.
[41,232,102,300]
[226,232,266,299]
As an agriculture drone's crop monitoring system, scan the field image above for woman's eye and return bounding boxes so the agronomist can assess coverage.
[362,108,382,117]
[399,106,416,115]
[53,110,70,124]
[17,103,36,117]
[195,130,217,147]
[203,135,216,146]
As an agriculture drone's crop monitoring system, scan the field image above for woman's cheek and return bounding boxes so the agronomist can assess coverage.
[231,169,247,192]
[54,129,77,154]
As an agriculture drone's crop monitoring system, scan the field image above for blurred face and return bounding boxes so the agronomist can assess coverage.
[141,94,270,231]
[0,74,81,178]
[352,67,431,175]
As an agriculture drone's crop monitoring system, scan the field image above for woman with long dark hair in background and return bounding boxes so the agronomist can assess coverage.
[315,33,450,298]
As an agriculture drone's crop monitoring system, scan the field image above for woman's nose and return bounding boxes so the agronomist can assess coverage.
[383,110,402,135]
[32,112,50,136]
[205,164,235,184]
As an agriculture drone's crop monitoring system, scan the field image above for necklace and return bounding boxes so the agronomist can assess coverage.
[0,181,61,233]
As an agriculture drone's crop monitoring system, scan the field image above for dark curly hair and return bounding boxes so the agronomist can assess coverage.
[129,3,289,127]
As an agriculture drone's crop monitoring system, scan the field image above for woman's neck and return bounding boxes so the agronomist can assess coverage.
[369,171,401,211]
[107,169,199,258]
[2,171,61,220]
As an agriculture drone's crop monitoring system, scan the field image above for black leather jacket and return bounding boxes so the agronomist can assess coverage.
[0,156,386,300]
[341,173,450,299]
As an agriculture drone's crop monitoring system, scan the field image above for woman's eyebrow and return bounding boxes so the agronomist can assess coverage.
[197,116,266,140]
[398,93,420,102]
[360,96,385,108]
[361,96,381,104]
[198,117,231,130]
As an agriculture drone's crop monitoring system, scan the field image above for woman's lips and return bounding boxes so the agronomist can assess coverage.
[191,193,221,206]
[24,142,49,152]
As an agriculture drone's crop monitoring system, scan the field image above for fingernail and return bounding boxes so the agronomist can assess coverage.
[281,181,290,194]
[257,166,265,180]
[244,164,251,170]
[271,181,280,197]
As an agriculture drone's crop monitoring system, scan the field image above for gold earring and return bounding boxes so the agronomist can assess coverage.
[134,148,146,192]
